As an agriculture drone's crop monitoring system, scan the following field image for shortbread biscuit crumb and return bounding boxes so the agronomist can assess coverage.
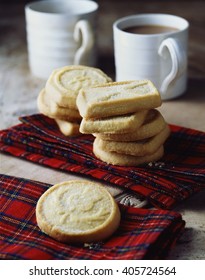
[36,180,121,244]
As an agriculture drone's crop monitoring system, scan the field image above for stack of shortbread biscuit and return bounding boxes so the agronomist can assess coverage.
[77,80,170,166]
[37,65,112,136]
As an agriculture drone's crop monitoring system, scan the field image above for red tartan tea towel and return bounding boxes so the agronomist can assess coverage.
[0,114,204,209]
[0,174,185,260]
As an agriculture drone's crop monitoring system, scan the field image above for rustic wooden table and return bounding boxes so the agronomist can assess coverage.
[0,0,205,260]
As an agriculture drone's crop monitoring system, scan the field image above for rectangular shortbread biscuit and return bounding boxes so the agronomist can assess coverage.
[80,110,148,134]
[96,125,170,157]
[76,80,162,118]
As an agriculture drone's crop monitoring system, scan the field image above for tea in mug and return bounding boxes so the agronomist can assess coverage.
[123,25,179,34]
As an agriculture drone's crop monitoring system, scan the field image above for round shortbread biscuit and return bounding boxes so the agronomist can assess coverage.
[37,88,81,122]
[36,180,121,244]
[45,65,112,109]
[94,109,167,141]
[93,137,164,166]
[55,119,80,136]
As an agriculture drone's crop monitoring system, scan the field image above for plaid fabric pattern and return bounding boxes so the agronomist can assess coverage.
[0,174,185,260]
[0,114,204,209]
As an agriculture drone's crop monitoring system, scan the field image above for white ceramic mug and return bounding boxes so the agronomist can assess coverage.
[25,0,98,79]
[113,14,189,100]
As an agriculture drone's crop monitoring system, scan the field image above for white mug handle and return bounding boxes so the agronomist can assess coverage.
[73,19,94,65]
[158,38,186,96]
